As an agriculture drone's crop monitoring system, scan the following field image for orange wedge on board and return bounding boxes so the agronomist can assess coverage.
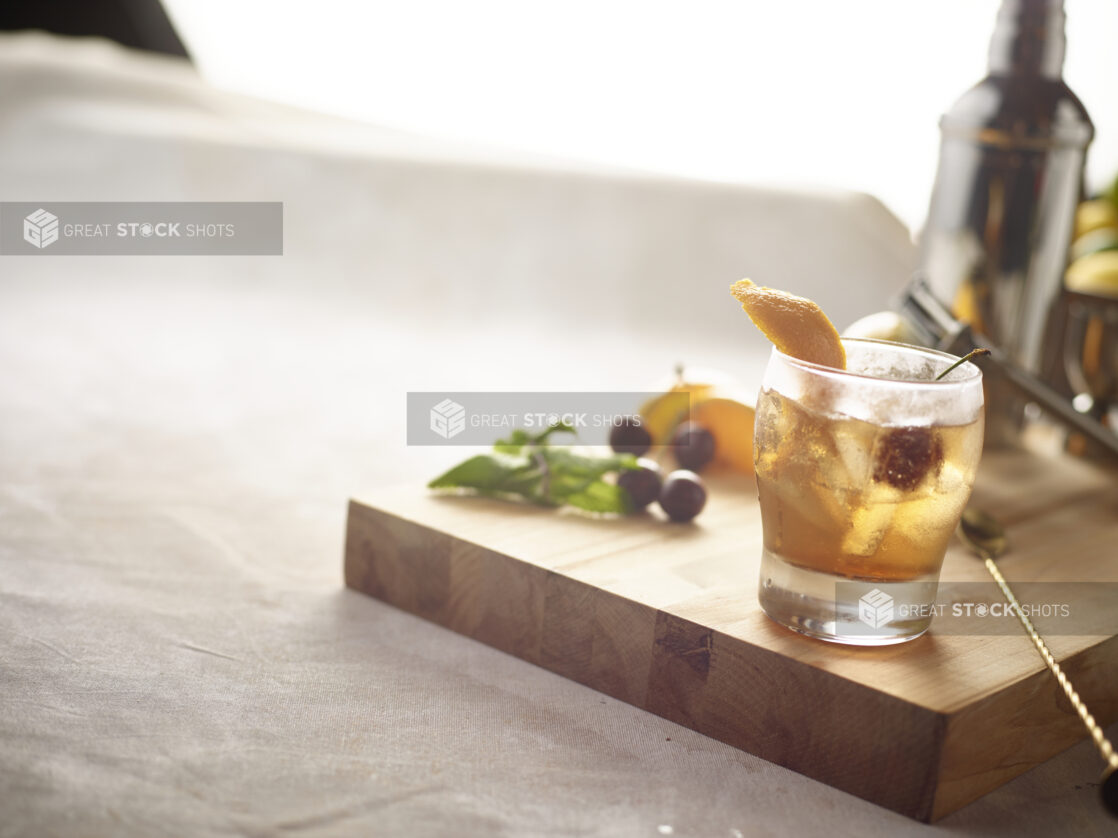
[730,279,846,370]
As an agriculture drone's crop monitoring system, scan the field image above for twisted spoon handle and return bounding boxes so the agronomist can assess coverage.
[981,555,1118,815]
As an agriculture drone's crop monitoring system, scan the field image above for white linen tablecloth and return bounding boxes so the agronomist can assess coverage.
[1,33,1115,837]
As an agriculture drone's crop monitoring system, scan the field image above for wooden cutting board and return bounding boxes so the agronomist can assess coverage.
[344,449,1118,822]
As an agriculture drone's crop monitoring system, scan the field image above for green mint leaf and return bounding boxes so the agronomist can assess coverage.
[429,423,637,515]
[493,429,533,455]
[428,452,535,491]
[543,469,597,502]
[530,421,578,446]
[427,452,557,506]
[494,422,576,454]
[538,448,638,480]
[562,480,633,515]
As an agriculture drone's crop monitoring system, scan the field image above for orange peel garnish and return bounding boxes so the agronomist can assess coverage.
[730,279,846,370]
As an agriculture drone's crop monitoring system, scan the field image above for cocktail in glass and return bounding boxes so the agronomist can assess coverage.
[754,338,984,645]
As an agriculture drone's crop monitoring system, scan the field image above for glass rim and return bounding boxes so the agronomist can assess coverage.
[771,337,983,387]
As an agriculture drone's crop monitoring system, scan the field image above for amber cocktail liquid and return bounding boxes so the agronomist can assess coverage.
[755,339,984,645]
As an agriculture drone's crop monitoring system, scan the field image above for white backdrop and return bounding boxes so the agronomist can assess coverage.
[164,0,1118,231]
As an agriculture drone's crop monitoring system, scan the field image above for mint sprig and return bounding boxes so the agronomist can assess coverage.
[428,423,639,515]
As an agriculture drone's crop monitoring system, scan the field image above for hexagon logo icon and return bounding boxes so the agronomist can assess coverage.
[24,208,59,249]
[430,398,466,440]
[858,588,894,629]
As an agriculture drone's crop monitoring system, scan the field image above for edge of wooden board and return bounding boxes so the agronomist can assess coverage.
[344,498,948,820]
[342,449,1118,822]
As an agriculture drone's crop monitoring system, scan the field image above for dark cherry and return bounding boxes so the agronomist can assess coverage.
[617,459,662,510]
[658,470,707,523]
[609,416,652,456]
[873,427,943,491]
[671,421,716,472]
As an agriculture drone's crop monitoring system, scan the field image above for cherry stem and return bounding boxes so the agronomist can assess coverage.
[936,348,991,381]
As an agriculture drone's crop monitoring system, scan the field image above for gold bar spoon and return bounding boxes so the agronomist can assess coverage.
[958,508,1117,816]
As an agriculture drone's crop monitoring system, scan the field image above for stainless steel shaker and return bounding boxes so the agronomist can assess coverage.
[918,0,1093,446]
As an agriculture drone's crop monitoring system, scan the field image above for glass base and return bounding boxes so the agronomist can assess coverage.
[758,548,937,646]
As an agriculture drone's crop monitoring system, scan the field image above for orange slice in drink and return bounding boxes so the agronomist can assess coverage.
[730,279,846,370]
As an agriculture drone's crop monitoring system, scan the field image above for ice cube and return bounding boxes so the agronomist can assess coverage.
[936,460,969,494]
[770,470,849,533]
[829,417,877,486]
[841,485,903,557]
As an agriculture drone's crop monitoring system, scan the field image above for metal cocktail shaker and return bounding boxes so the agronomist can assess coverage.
[918,0,1093,445]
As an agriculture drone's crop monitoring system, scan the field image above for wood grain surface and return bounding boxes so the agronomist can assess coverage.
[344,449,1118,822]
